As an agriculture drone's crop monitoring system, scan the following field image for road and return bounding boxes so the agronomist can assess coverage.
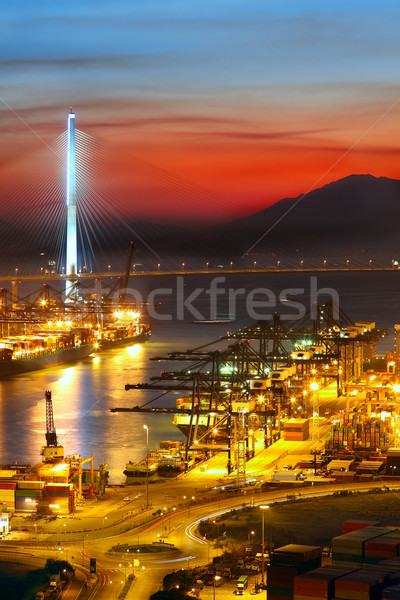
[1,380,393,598]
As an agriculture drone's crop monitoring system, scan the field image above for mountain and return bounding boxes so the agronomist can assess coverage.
[121,174,400,260]
[3,173,400,274]
[204,174,400,258]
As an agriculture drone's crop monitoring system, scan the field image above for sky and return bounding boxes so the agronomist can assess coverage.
[1,0,400,223]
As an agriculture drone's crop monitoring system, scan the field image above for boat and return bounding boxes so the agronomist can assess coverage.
[193,319,234,324]
[152,441,186,477]
[123,459,158,478]
[97,323,151,349]
[96,311,151,349]
[124,441,187,480]
[0,327,94,377]
[193,314,234,324]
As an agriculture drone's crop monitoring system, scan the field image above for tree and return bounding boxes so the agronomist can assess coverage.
[45,559,75,578]
[150,591,192,600]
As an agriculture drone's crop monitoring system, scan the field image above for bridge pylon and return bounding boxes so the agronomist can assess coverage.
[66,108,77,296]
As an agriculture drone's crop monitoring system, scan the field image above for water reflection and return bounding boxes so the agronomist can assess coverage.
[0,272,398,483]
[0,342,186,484]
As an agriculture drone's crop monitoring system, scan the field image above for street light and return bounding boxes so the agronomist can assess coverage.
[213,575,221,599]
[310,382,320,443]
[144,425,149,509]
[260,505,269,584]
[82,534,88,567]
[119,562,126,582]
[110,580,123,600]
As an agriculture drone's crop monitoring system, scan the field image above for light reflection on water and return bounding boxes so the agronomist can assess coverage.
[0,342,189,484]
[0,272,398,484]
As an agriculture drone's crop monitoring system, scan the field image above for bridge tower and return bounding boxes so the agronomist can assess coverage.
[66,108,77,292]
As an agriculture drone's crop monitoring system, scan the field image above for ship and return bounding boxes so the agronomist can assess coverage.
[0,327,94,377]
[97,323,151,349]
[123,441,187,479]
[123,458,158,478]
[96,311,151,349]
[151,441,186,477]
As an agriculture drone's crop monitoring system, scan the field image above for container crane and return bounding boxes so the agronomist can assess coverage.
[41,390,64,463]
[119,241,135,305]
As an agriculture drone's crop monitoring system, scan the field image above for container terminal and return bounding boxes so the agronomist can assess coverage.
[3,301,400,521]
[114,301,400,486]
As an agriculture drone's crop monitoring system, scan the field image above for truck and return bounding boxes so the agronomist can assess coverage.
[236,575,248,595]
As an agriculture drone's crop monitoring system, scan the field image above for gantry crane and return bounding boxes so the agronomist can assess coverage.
[118,304,388,475]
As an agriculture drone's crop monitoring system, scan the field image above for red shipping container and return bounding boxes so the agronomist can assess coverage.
[0,482,17,490]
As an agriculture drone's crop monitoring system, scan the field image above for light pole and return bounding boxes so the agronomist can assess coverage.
[260,505,269,584]
[310,382,320,445]
[213,575,221,599]
[119,562,127,583]
[144,424,149,509]
[110,580,123,600]
[82,534,88,567]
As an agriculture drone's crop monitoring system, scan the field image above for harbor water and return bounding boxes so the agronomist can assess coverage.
[0,272,398,484]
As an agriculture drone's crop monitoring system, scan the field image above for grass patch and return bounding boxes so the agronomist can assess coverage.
[200,491,400,548]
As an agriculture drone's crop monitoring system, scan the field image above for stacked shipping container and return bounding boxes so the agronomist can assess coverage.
[283,419,309,442]
[267,544,322,600]
[326,414,391,452]
[343,521,380,535]
[293,566,358,600]
[333,527,397,567]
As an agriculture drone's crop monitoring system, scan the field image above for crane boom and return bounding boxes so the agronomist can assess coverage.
[119,241,134,304]
[42,390,64,463]
[45,390,58,447]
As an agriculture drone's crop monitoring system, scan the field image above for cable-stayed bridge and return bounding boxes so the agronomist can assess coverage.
[1,110,399,306]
